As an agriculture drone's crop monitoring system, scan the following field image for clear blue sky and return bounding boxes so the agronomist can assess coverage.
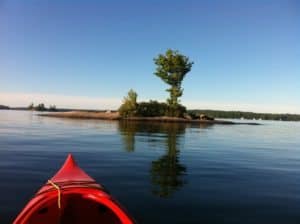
[1,0,299,113]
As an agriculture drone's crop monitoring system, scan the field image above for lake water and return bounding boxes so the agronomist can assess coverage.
[1,110,300,223]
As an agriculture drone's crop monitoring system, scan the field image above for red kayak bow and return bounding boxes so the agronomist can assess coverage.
[13,154,135,224]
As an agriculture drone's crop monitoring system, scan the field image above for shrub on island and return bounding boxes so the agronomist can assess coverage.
[136,101,168,117]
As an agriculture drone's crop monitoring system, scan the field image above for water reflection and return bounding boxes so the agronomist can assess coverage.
[118,121,137,152]
[118,121,188,198]
[150,123,187,198]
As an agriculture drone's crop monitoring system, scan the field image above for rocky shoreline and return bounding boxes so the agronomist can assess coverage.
[39,111,261,125]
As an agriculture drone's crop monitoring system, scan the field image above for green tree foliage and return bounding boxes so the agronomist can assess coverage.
[136,100,168,117]
[118,89,138,117]
[35,103,46,111]
[165,104,187,118]
[154,49,193,116]
[28,103,34,110]
[28,103,58,111]
[136,100,186,117]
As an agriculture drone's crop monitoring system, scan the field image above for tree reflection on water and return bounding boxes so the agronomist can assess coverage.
[118,121,191,198]
[150,123,186,198]
[118,121,137,152]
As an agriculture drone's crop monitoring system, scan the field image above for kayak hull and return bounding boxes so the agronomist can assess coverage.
[13,154,135,224]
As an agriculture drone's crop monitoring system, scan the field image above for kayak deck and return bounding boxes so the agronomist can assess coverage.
[13,154,135,224]
[26,192,122,224]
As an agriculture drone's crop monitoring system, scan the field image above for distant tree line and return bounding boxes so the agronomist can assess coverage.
[28,103,57,111]
[188,110,300,121]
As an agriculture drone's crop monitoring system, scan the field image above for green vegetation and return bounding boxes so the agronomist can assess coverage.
[35,103,46,111]
[154,49,193,116]
[136,101,168,117]
[188,110,300,121]
[28,103,34,110]
[119,93,187,118]
[119,49,192,118]
[136,100,187,117]
[118,89,138,117]
[28,103,57,112]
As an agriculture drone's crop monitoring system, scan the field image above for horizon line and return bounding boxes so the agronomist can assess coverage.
[1,92,299,115]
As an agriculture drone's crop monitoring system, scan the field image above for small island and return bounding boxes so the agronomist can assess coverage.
[40,110,260,125]
[39,49,260,125]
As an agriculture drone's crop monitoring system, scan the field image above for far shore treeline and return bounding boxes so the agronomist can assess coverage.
[188,110,300,121]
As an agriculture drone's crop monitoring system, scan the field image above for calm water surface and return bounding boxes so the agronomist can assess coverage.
[1,110,300,223]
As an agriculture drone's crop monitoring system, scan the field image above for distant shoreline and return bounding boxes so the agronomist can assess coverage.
[2,107,299,121]
[38,111,261,125]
